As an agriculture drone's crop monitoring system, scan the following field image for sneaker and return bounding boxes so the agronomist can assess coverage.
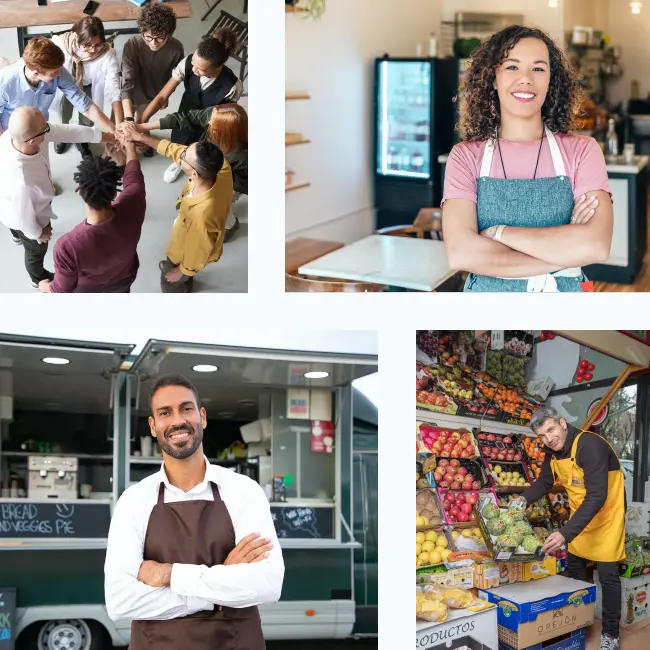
[54,142,69,155]
[143,147,155,158]
[52,182,63,196]
[164,162,183,183]
[599,635,619,650]
[11,234,21,245]
[224,216,240,242]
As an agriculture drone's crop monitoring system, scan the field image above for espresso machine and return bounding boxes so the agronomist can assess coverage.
[28,456,78,499]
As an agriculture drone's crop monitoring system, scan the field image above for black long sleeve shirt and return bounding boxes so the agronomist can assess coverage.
[522,425,621,544]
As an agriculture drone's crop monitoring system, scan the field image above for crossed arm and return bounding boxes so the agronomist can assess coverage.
[105,485,284,621]
[442,191,612,276]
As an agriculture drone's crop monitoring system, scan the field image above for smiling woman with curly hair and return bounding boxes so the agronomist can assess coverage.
[442,26,613,292]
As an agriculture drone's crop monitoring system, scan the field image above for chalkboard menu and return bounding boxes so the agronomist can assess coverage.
[0,502,111,539]
[270,506,334,539]
[0,588,15,650]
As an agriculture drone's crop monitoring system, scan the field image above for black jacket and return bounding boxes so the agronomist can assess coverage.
[522,424,622,544]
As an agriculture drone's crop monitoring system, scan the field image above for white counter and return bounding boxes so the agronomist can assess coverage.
[605,155,649,174]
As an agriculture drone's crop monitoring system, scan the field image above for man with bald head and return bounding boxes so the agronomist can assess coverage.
[0,106,114,288]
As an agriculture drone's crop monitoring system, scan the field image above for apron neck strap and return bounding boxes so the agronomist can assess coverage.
[479,126,566,178]
[570,430,582,459]
[157,482,165,505]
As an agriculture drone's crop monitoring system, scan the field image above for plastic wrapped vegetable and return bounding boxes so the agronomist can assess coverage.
[496,534,516,549]
[487,518,507,536]
[440,587,474,609]
[416,588,448,622]
[481,503,500,520]
[521,535,542,552]
[507,528,524,546]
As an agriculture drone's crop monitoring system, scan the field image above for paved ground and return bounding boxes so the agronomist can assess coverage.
[117,640,377,650]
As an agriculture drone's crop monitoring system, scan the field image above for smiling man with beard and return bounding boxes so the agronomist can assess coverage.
[104,373,284,649]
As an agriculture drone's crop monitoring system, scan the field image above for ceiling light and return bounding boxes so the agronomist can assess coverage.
[631,1,642,13]
[237,399,256,407]
[192,364,218,372]
[548,0,557,6]
[304,371,329,379]
[217,411,234,418]
[42,357,70,365]
[201,398,213,404]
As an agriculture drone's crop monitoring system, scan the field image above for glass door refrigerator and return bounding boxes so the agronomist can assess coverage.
[373,56,459,229]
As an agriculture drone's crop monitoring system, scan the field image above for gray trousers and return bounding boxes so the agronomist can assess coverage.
[61,84,93,127]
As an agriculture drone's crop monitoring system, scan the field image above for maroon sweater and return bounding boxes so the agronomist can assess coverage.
[50,160,146,293]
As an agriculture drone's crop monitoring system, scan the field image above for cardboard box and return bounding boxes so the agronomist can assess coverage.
[498,627,586,650]
[417,603,498,650]
[478,576,596,649]
[595,572,650,628]
[626,502,650,537]
[522,557,557,582]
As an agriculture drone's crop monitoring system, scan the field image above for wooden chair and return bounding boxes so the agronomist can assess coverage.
[375,208,443,240]
[204,10,248,82]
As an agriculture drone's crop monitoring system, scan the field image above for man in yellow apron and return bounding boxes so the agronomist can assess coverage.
[516,406,626,650]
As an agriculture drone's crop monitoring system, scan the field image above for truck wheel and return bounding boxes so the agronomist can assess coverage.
[19,619,111,650]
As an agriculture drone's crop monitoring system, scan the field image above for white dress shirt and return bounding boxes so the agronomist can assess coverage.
[0,123,101,239]
[104,456,284,623]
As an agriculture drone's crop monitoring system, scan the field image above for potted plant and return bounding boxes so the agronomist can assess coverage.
[286,0,326,19]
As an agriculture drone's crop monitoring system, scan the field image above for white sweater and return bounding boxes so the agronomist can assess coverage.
[0,123,102,240]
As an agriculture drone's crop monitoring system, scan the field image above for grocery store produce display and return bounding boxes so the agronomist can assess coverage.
[485,350,528,388]
[415,584,479,622]
[416,489,444,528]
[487,462,531,488]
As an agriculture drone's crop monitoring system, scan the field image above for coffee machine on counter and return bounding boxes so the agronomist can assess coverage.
[28,456,78,500]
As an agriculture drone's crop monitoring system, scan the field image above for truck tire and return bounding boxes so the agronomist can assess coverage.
[18,619,111,650]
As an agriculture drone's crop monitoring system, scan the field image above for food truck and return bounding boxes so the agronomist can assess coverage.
[0,334,378,649]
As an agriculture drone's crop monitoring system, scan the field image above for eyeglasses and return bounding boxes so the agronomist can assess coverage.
[180,148,198,175]
[80,41,104,52]
[142,34,167,44]
[30,122,50,140]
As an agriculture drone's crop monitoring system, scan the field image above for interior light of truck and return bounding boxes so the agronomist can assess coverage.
[42,357,70,365]
[304,371,329,379]
[192,364,218,372]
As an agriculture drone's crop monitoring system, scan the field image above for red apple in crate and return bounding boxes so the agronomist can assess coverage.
[445,492,456,503]
[450,506,460,517]
[461,433,472,441]
[497,452,506,460]
[444,474,455,484]
[447,515,457,523]
[451,432,461,442]
[433,442,443,453]
[450,459,461,468]
[434,472,443,483]
[456,467,468,477]
[442,500,451,511]
[462,482,472,491]
[450,450,460,458]
[450,481,461,490]
[477,433,486,440]
[469,512,477,521]
[514,453,523,461]
[438,459,449,467]
[503,436,512,444]
[472,481,481,490]
[455,493,466,504]
[461,450,472,458]
[487,434,496,442]
[465,474,474,483]
[458,440,469,449]
[466,494,478,505]
[481,446,490,454]
[447,466,457,475]
[461,503,473,515]
[457,512,469,522]
[439,480,450,489]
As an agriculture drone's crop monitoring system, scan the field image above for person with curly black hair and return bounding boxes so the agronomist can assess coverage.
[442,26,613,292]
[39,136,146,293]
[117,121,233,293]
[120,3,184,155]
[138,28,243,184]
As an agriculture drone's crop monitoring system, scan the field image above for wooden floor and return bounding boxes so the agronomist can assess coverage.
[594,205,650,292]
[586,616,650,649]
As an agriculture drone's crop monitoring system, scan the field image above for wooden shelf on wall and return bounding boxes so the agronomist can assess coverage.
[285,92,311,100]
[286,139,311,147]
[285,5,309,12]
[286,183,311,193]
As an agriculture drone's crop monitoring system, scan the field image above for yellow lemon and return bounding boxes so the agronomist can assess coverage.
[418,551,430,564]
[462,529,474,538]
[473,528,482,538]
[451,531,460,540]
[416,543,422,556]
[436,536,449,549]
[416,532,426,544]
[441,548,452,561]
[430,550,442,564]
[425,530,438,543]
[416,516,425,527]
[422,516,430,526]
[422,540,435,552]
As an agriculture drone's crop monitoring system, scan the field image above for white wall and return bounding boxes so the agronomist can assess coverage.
[285,0,441,241]
[564,0,608,32]
[605,0,650,105]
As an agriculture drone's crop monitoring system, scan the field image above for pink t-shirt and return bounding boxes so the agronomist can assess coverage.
[442,133,611,206]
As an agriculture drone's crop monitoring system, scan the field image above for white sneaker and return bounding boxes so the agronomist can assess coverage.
[164,163,183,184]
[600,635,619,650]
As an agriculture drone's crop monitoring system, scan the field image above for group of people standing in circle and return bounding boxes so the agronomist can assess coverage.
[0,2,248,293]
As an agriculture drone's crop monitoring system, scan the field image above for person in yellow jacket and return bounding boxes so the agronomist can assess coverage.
[514,406,626,650]
[117,120,232,293]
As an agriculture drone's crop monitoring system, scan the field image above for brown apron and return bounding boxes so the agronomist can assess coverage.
[130,482,266,650]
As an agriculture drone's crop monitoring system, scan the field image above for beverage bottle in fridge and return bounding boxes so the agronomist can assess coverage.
[411,151,424,174]
[400,148,410,171]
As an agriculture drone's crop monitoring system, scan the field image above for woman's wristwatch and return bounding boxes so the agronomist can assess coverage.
[124,117,134,122]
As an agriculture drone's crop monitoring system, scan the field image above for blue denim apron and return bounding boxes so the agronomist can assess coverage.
[464,127,586,292]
